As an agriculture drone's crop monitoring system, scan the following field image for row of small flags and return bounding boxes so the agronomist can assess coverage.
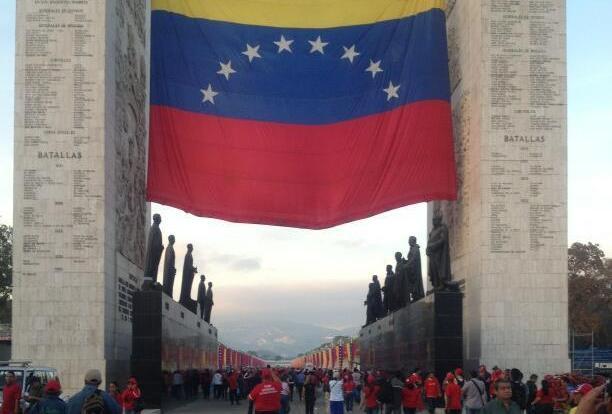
[162,342,266,371]
[291,339,359,369]
[217,343,267,369]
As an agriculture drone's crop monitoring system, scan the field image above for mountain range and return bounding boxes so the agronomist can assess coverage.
[215,317,359,359]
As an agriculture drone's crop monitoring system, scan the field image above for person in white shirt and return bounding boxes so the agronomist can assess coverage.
[329,371,345,414]
[212,371,224,400]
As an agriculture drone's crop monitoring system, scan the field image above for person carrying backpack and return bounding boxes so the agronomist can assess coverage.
[66,369,121,414]
[33,380,66,414]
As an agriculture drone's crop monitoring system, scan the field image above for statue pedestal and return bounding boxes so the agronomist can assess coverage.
[358,291,462,379]
[132,289,218,408]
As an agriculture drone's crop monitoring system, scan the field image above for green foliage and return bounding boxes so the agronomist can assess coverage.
[568,242,612,346]
[0,224,12,324]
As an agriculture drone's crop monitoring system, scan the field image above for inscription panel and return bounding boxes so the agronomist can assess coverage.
[485,0,566,254]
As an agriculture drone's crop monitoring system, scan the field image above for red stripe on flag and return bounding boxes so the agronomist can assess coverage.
[148,101,456,229]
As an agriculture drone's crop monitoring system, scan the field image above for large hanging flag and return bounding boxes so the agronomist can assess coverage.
[148,0,456,229]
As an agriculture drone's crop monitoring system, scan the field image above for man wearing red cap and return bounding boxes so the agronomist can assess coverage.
[249,369,282,414]
[35,380,66,414]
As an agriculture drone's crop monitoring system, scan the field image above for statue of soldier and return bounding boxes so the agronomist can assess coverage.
[143,214,164,285]
[371,275,384,318]
[426,215,452,290]
[382,265,395,314]
[197,275,207,319]
[406,236,425,302]
[364,282,375,326]
[162,235,176,297]
[204,281,214,323]
[394,252,408,309]
[179,244,198,310]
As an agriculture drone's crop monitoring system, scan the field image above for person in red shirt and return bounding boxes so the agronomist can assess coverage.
[120,377,142,414]
[444,373,462,414]
[361,375,380,414]
[343,375,356,412]
[2,371,22,414]
[249,369,282,414]
[228,371,240,406]
[402,377,422,414]
[532,379,554,414]
[424,373,441,414]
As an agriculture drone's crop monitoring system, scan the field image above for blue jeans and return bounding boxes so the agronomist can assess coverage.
[344,393,354,411]
[366,408,379,414]
[330,400,344,414]
[280,395,290,414]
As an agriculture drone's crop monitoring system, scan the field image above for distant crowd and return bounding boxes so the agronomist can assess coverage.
[2,369,142,414]
[163,365,610,414]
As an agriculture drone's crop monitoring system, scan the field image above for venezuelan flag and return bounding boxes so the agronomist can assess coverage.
[148,0,456,229]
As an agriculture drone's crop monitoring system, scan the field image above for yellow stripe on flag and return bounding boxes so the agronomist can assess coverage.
[152,0,446,29]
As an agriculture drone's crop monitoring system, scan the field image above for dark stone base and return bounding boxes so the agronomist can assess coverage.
[131,289,163,408]
[358,291,462,380]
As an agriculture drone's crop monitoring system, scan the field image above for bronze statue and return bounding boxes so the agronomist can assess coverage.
[406,236,425,302]
[364,282,375,326]
[179,243,198,310]
[382,265,396,314]
[371,275,384,318]
[394,252,408,308]
[162,235,176,297]
[197,275,207,319]
[426,215,452,290]
[204,281,214,323]
[143,214,164,284]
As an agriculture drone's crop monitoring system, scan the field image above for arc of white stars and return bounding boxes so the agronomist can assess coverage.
[383,81,400,101]
[341,45,360,63]
[274,35,294,53]
[201,84,218,104]
[308,36,329,54]
[366,59,383,78]
[242,44,261,62]
[217,60,236,80]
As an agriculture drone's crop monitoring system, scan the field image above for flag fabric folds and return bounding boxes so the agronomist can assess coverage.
[148,0,456,229]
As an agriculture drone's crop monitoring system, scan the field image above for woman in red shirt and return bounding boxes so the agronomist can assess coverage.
[361,375,380,414]
[121,377,142,414]
[532,380,554,414]
[402,377,421,414]
[424,373,441,414]
[444,373,462,414]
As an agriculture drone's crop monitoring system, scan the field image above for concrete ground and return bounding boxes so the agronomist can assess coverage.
[164,395,351,414]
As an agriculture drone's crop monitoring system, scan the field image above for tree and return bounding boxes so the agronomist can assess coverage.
[0,225,12,324]
[568,242,612,347]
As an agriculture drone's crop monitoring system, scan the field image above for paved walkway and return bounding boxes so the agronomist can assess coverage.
[163,396,359,414]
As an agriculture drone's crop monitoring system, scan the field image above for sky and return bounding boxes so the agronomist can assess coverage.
[0,1,611,332]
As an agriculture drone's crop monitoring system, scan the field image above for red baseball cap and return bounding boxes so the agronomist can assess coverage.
[455,368,463,376]
[45,380,61,394]
[574,384,593,396]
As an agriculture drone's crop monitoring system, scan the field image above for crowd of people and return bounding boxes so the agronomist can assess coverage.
[1,369,142,414]
[161,365,610,414]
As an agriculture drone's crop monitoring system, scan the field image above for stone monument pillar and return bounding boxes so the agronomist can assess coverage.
[12,0,150,392]
[430,0,570,374]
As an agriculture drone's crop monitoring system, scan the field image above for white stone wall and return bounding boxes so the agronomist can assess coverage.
[430,0,570,376]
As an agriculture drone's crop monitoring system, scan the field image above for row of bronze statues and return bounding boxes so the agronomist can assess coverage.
[364,215,453,326]
[143,214,214,323]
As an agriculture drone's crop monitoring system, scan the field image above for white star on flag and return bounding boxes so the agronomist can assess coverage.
[242,44,261,62]
[201,84,218,104]
[274,35,294,53]
[341,45,360,63]
[217,60,236,80]
[308,36,329,54]
[383,81,400,101]
[366,60,383,78]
